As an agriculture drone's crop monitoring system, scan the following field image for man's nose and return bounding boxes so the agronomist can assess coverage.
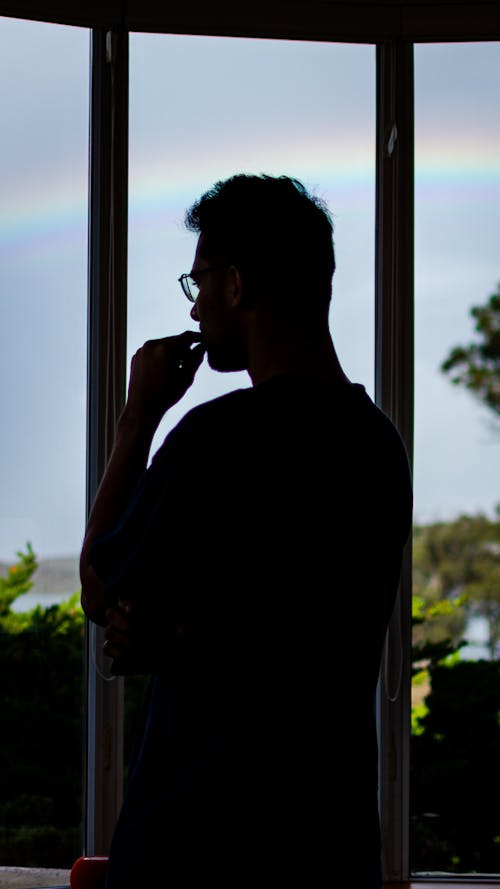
[190,301,199,322]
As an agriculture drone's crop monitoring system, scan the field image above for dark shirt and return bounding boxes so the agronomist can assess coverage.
[92,375,412,888]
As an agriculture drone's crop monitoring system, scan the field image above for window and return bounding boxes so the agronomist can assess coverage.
[1,4,500,885]
[128,34,375,443]
[412,41,500,876]
[0,16,88,880]
[124,31,376,791]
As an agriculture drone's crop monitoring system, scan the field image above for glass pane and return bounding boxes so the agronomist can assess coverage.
[126,31,375,797]
[412,41,500,876]
[0,18,88,885]
[128,35,375,450]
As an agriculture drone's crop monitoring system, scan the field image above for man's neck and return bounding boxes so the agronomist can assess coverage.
[245,317,350,387]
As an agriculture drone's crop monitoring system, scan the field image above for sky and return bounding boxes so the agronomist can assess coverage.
[0,19,499,561]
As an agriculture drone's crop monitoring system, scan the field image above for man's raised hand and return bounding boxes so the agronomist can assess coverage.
[123,332,205,434]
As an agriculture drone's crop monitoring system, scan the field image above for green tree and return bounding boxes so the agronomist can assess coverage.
[0,544,149,866]
[441,286,500,419]
[413,513,500,658]
[411,659,500,873]
[0,545,84,866]
[0,543,37,619]
[411,514,500,870]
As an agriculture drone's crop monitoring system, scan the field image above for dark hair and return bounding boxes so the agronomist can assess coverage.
[185,174,335,311]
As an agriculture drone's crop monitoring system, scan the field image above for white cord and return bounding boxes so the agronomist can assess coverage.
[91,621,117,683]
[384,588,403,703]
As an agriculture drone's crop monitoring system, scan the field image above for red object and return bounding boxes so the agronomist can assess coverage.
[70,856,109,889]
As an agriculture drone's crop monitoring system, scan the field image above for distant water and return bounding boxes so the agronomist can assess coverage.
[11,591,77,613]
[461,615,491,661]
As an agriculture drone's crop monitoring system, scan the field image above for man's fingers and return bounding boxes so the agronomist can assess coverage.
[178,330,203,344]
[103,604,132,658]
[124,330,206,426]
[155,331,202,351]
[190,341,206,360]
[103,625,129,658]
[181,341,206,375]
[103,637,127,659]
[105,606,129,632]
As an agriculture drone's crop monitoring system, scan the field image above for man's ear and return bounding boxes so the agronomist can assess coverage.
[225,265,244,308]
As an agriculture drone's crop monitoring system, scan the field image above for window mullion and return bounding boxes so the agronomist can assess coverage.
[375,39,414,883]
[85,26,129,855]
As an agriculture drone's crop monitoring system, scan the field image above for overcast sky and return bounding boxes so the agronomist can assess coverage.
[0,19,499,561]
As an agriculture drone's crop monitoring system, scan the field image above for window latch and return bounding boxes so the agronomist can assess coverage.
[387,123,397,157]
[106,30,114,64]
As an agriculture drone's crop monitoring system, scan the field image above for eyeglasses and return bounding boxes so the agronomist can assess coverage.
[178,266,224,302]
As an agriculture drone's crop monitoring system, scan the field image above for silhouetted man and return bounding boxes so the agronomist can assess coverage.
[80,174,412,888]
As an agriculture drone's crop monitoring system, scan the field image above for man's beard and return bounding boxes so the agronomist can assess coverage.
[206,342,247,374]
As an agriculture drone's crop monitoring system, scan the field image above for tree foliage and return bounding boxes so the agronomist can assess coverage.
[0,543,37,618]
[0,545,84,866]
[441,287,500,419]
[411,511,500,873]
[411,659,500,874]
[0,544,148,868]
[413,511,500,658]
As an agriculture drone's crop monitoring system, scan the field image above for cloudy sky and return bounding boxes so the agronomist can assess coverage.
[0,19,499,561]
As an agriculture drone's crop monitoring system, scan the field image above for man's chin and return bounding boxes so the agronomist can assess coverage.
[206,348,246,374]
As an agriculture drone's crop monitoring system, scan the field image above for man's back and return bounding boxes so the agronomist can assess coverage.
[97,375,412,888]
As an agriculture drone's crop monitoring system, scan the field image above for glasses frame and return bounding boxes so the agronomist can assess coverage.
[178,265,225,302]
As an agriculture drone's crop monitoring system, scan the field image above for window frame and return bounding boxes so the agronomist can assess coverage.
[85,28,129,852]
[85,28,415,877]
[375,41,414,881]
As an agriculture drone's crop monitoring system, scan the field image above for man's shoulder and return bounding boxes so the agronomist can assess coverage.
[168,376,404,448]
[184,386,253,422]
[151,386,253,466]
[172,386,254,442]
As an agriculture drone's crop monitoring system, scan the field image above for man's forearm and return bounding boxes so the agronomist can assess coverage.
[80,410,157,624]
[79,332,205,625]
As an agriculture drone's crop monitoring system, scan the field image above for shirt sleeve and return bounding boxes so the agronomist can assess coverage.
[89,416,196,609]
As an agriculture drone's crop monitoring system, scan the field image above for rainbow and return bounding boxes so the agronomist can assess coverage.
[1,131,499,257]
[416,135,500,189]
[0,172,87,257]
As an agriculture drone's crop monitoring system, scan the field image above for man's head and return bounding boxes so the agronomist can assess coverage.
[184,174,336,371]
